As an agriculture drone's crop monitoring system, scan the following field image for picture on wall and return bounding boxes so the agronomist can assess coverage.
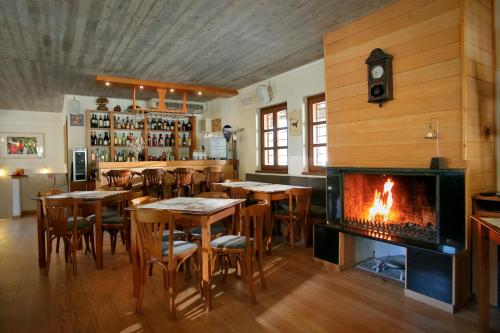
[69,114,84,126]
[0,132,44,158]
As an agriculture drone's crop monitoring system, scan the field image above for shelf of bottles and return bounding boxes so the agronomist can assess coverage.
[146,113,193,161]
[85,110,196,176]
[89,112,111,166]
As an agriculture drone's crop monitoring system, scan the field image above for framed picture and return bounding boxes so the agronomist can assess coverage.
[69,114,84,126]
[0,132,45,158]
[212,118,222,132]
[288,109,302,136]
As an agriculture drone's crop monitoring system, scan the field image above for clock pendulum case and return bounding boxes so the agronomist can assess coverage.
[365,48,393,107]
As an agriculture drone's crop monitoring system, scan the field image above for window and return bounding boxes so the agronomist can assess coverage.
[307,93,327,173]
[260,103,288,173]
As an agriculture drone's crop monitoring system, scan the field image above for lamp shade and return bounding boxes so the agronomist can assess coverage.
[68,97,80,115]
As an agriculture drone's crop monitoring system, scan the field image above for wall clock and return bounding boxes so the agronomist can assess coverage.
[365,48,393,106]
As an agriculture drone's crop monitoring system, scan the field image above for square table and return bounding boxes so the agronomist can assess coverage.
[130,197,245,310]
[35,190,128,269]
[216,181,306,254]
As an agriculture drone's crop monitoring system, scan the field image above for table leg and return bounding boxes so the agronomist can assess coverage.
[36,200,46,268]
[131,212,140,298]
[264,194,272,255]
[477,222,489,333]
[95,200,103,269]
[200,216,213,310]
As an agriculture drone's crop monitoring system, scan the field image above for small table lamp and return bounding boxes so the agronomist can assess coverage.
[424,118,447,169]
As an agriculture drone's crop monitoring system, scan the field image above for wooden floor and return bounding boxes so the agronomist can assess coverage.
[0,216,498,333]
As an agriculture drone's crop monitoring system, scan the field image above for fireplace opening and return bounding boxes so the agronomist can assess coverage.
[355,238,406,283]
[343,173,437,243]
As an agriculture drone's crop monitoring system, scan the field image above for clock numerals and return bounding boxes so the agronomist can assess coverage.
[371,65,384,79]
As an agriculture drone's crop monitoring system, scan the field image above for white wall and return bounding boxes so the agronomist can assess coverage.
[0,110,67,174]
[204,59,325,178]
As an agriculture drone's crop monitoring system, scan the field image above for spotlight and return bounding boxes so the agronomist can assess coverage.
[105,82,110,86]
[197,91,202,96]
[139,85,144,89]
[170,88,174,93]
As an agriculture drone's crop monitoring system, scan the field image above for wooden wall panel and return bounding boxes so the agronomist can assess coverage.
[323,0,495,308]
[464,0,495,194]
[324,0,462,169]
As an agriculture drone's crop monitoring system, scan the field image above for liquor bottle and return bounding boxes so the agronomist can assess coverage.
[98,115,103,128]
[187,135,191,147]
[181,121,186,131]
[124,117,129,129]
[157,118,162,131]
[187,119,192,131]
[152,134,157,147]
[182,133,186,146]
[95,148,99,161]
[130,118,135,130]
[158,133,163,147]
[164,134,169,146]
[98,134,103,146]
[103,133,108,146]
[122,133,126,146]
[163,120,168,131]
[170,121,175,131]
[147,134,151,147]
[114,132,118,146]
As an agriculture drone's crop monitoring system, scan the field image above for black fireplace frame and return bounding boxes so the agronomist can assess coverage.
[326,167,465,254]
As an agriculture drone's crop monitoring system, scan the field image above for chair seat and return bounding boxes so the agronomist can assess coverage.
[162,230,186,242]
[189,223,226,238]
[67,216,93,231]
[101,215,125,225]
[162,240,198,257]
[211,235,253,250]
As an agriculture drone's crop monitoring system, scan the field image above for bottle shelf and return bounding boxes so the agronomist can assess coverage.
[91,145,111,147]
[89,128,111,130]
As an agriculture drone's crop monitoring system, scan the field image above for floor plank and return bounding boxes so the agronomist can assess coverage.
[0,215,498,333]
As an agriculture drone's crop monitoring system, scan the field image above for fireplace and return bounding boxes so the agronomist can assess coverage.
[326,167,465,254]
[343,173,437,243]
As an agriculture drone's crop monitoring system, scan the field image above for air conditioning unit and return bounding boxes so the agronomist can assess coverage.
[147,98,207,114]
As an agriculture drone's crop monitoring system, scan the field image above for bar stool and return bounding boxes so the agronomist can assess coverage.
[170,168,195,197]
[142,168,166,199]
[200,166,224,192]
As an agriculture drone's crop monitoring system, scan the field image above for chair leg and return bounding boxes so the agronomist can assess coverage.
[89,231,96,260]
[72,238,78,276]
[119,230,125,245]
[45,236,53,276]
[168,269,177,320]
[84,233,90,255]
[163,266,169,290]
[256,252,267,290]
[110,231,117,255]
[242,254,256,304]
[135,263,148,314]
[55,237,60,254]
[290,221,294,251]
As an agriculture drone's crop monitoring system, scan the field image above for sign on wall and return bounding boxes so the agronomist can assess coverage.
[288,109,301,136]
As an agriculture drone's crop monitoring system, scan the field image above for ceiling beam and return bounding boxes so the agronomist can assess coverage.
[96,75,238,99]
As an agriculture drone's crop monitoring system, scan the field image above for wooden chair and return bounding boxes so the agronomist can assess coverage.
[200,166,224,192]
[42,197,95,276]
[170,168,195,197]
[210,202,267,304]
[142,168,165,199]
[102,169,135,190]
[272,187,312,251]
[102,190,143,255]
[38,189,64,253]
[133,208,199,320]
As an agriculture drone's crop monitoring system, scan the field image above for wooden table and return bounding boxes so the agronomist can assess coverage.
[35,190,128,269]
[472,215,500,333]
[130,197,244,310]
[216,181,304,254]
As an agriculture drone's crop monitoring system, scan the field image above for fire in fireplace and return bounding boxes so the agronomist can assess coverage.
[342,173,437,243]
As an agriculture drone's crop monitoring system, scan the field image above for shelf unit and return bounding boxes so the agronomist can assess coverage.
[85,109,196,177]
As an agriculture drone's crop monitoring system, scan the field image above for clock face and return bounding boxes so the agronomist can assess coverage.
[371,65,384,79]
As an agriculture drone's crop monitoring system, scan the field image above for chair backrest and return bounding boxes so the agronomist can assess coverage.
[142,169,165,187]
[37,189,63,197]
[103,169,135,190]
[132,209,179,269]
[287,187,312,221]
[42,197,80,236]
[241,202,267,254]
[196,191,230,199]
[229,187,249,199]
[202,167,224,188]
[171,168,195,187]
[223,178,241,183]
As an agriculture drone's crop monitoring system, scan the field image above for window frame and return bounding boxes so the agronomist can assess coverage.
[259,102,288,173]
[306,93,327,174]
